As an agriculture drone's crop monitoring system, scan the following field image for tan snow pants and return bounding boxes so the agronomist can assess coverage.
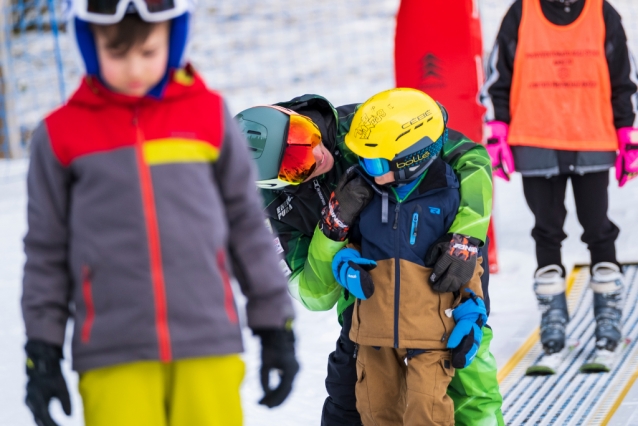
[355,346,455,426]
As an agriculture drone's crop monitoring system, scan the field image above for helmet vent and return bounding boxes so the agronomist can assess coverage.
[395,129,410,141]
[427,117,433,122]
[365,143,378,147]
[247,130,262,135]
[414,123,424,130]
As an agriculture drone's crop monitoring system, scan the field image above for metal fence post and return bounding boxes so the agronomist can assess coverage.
[0,0,23,158]
[47,0,66,104]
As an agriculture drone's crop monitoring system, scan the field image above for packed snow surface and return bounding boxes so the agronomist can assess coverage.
[1,160,637,425]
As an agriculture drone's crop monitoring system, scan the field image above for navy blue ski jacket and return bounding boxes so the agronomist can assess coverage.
[348,158,485,350]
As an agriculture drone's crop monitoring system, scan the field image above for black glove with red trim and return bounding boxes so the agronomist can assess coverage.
[425,233,480,293]
[25,340,71,426]
[319,167,374,241]
[254,325,300,408]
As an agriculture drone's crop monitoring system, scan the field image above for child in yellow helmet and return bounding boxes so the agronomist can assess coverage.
[331,88,487,426]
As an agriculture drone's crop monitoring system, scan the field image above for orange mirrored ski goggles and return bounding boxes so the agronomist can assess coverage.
[264,105,322,187]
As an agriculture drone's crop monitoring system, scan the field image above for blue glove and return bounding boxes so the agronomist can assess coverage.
[447,289,488,368]
[332,248,377,300]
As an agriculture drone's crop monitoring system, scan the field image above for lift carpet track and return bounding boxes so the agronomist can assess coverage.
[498,264,638,425]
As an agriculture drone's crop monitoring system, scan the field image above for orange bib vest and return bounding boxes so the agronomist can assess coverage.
[509,0,617,151]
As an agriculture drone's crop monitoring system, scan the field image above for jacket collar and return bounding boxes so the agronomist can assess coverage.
[67,64,207,109]
[356,157,458,201]
[415,157,459,195]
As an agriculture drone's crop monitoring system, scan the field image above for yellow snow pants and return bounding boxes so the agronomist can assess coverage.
[79,354,245,426]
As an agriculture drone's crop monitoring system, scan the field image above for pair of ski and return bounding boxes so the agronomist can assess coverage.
[525,338,631,375]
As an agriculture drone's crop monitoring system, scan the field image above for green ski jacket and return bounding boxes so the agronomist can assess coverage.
[260,95,492,321]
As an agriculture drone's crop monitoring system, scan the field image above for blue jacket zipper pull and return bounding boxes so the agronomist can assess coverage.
[392,203,401,230]
[410,212,419,245]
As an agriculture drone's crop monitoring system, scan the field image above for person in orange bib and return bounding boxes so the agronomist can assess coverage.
[480,0,638,357]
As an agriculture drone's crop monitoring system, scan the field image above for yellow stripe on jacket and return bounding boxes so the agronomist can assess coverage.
[143,138,220,165]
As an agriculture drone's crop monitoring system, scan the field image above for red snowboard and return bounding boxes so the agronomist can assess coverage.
[395,0,499,272]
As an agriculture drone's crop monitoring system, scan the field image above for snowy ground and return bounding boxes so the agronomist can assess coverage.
[1,158,637,425]
[2,0,638,424]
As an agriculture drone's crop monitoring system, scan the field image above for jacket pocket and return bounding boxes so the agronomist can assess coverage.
[354,356,370,418]
[398,262,455,345]
[349,298,362,343]
[437,293,450,343]
[81,266,95,344]
[432,355,455,423]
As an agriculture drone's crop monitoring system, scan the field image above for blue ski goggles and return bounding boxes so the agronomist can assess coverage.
[359,158,391,177]
[358,131,446,178]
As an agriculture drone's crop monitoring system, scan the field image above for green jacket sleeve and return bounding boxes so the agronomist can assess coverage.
[440,130,493,243]
[274,221,347,311]
[292,227,346,311]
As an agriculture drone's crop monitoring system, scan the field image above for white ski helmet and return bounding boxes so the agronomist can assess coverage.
[64,0,197,97]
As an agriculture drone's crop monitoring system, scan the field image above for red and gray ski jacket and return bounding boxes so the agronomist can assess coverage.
[22,68,294,372]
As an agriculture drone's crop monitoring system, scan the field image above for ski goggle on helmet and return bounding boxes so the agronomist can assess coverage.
[235,105,322,189]
[69,0,193,24]
[345,88,448,184]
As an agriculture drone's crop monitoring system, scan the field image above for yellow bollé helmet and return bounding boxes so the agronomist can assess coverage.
[345,88,448,183]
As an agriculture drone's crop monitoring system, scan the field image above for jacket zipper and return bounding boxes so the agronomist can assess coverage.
[386,185,453,347]
[81,266,95,344]
[393,202,401,348]
[392,203,401,230]
[134,107,172,362]
[217,250,239,324]
[410,213,419,245]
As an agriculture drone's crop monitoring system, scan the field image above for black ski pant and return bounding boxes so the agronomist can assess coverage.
[320,246,491,426]
[321,303,361,426]
[522,171,619,273]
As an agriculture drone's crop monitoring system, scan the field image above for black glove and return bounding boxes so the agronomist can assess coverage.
[320,166,374,241]
[425,233,480,293]
[25,340,71,426]
[254,327,300,408]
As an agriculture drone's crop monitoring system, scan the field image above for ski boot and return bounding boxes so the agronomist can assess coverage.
[590,262,624,351]
[534,265,569,354]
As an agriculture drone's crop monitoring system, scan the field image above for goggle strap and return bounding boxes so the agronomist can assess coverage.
[262,104,301,117]
[256,178,294,189]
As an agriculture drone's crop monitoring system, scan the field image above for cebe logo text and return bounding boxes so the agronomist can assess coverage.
[401,110,433,129]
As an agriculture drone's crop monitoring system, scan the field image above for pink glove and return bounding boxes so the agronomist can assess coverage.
[485,121,515,181]
[616,127,638,187]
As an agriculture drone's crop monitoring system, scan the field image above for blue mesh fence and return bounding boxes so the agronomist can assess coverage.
[0,0,637,157]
